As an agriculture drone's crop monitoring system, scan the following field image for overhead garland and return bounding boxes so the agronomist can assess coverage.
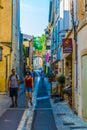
[33,34,46,50]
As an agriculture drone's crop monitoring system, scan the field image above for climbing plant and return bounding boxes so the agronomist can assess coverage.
[23,44,26,56]
[33,34,46,50]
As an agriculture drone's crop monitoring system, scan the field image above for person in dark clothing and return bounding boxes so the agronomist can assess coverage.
[8,69,20,108]
[40,70,45,81]
[31,69,35,81]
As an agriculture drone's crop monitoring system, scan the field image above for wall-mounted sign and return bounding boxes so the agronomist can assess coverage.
[62,38,73,53]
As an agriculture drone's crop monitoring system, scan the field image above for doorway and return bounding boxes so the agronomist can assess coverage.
[82,55,87,119]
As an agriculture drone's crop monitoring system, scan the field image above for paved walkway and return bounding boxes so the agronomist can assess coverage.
[18,78,87,130]
[50,99,87,130]
[0,93,10,117]
[46,79,87,130]
[31,78,57,130]
[0,78,87,130]
[17,77,40,130]
[0,85,25,117]
[0,84,25,130]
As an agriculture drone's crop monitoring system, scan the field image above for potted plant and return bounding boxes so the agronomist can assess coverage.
[57,75,65,100]
[47,72,55,82]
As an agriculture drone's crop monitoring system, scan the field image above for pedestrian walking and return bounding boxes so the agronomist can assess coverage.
[31,69,35,81]
[24,72,34,108]
[8,69,20,108]
[40,70,45,81]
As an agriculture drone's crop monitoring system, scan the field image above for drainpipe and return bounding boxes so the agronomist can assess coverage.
[71,0,78,113]
[29,41,30,67]
[5,56,8,92]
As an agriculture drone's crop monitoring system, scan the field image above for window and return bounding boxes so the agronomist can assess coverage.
[26,47,29,57]
[0,47,2,61]
[46,46,50,50]
[85,0,87,11]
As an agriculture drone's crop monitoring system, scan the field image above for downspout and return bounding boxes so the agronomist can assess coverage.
[11,0,13,65]
[5,56,8,92]
[72,0,78,114]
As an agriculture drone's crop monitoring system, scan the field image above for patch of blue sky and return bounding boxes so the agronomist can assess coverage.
[20,0,49,36]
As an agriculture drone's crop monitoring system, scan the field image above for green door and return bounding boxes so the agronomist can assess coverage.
[82,55,87,119]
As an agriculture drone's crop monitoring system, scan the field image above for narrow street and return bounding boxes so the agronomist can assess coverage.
[31,78,57,130]
[0,85,26,130]
[1,0,87,130]
[0,77,87,130]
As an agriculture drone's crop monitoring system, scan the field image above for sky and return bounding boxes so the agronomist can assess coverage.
[20,0,49,37]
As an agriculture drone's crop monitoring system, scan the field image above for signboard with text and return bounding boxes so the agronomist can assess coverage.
[51,82,58,94]
[62,38,73,53]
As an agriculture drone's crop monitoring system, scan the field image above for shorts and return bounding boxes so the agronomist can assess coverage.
[25,88,32,92]
[10,88,18,97]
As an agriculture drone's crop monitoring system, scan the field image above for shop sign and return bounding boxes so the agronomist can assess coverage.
[62,38,73,53]
[51,82,58,94]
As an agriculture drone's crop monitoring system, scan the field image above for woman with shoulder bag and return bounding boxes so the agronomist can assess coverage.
[24,72,34,108]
